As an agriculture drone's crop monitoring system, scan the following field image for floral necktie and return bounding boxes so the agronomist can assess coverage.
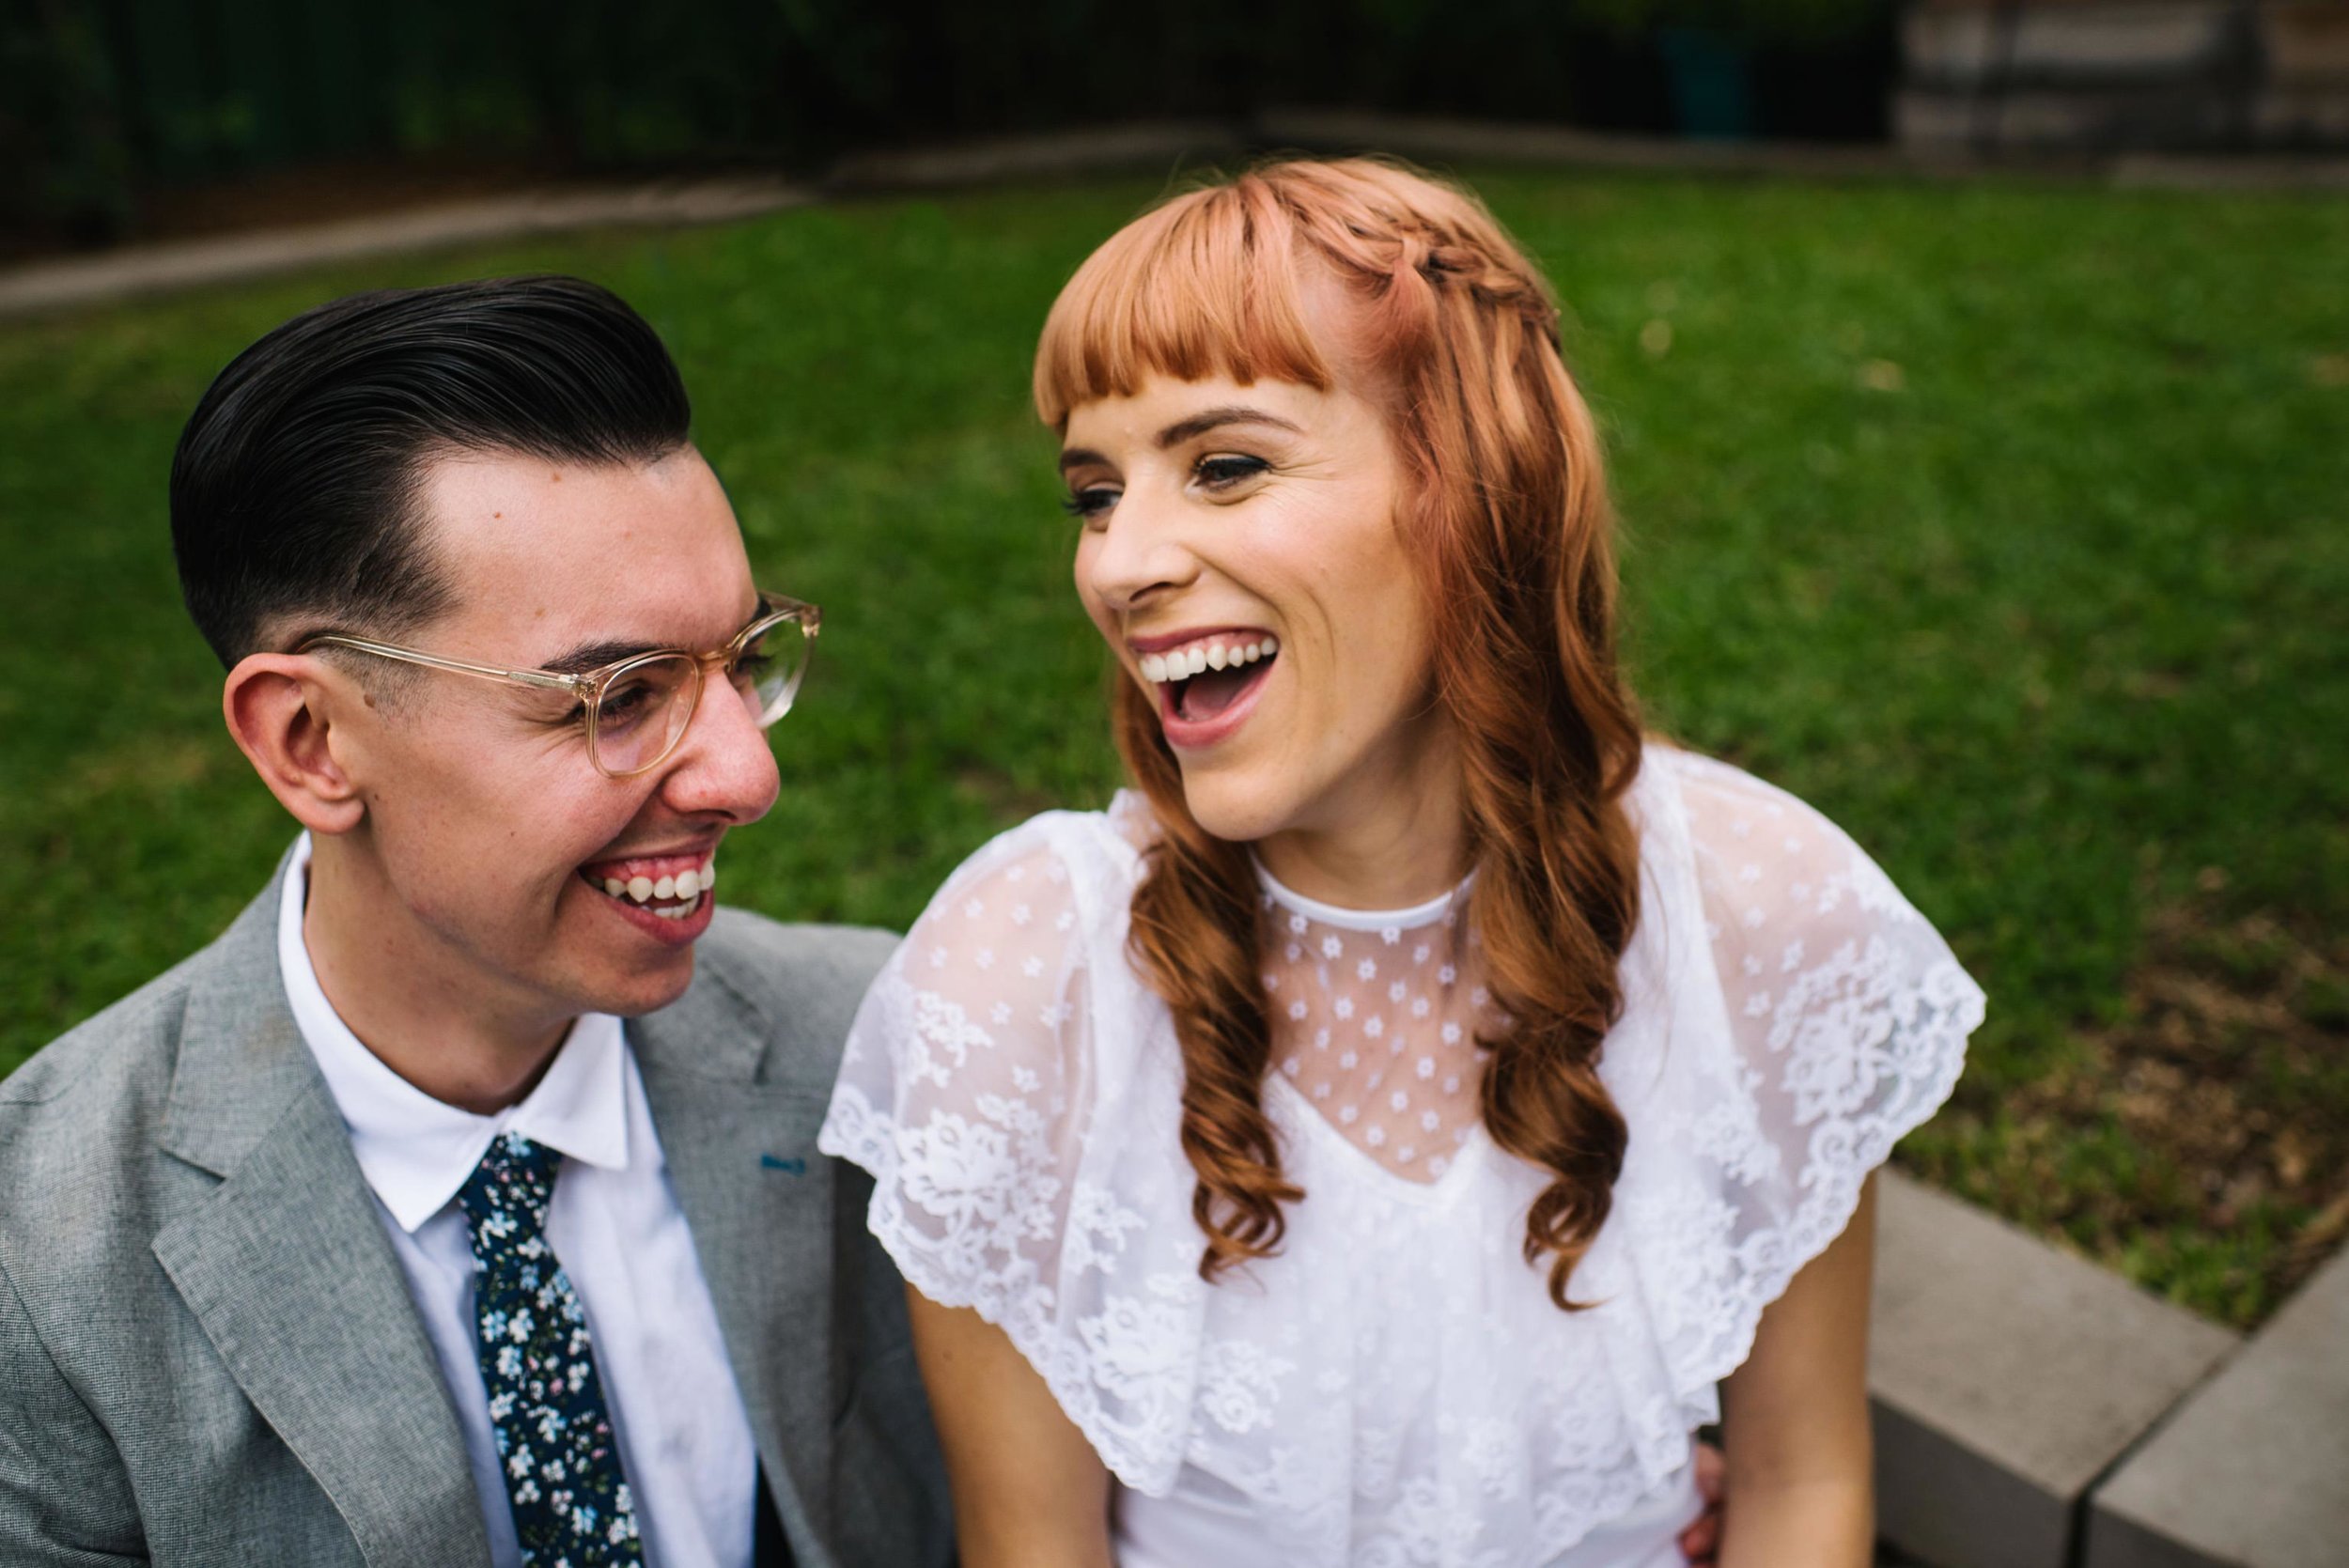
[454,1130,645,1567]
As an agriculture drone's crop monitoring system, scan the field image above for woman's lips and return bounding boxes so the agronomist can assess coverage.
[1157,656,1275,751]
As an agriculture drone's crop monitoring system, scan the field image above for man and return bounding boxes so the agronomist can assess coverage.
[0,277,950,1566]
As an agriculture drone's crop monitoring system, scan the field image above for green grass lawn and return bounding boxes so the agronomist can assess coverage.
[2,170,2343,1327]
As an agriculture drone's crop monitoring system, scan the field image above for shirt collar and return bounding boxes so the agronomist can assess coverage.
[276,831,634,1234]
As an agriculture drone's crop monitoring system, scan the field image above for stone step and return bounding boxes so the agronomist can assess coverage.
[1868,1173,2240,1568]
[2083,1245,2349,1567]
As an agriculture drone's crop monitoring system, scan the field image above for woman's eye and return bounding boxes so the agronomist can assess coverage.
[1195,454,1269,489]
[1061,487,1119,522]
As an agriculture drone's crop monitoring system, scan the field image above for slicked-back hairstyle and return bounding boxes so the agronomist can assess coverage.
[170,274,692,666]
[1035,157,1645,1311]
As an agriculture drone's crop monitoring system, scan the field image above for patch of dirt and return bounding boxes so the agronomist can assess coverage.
[1988,895,2349,1317]
[138,155,573,243]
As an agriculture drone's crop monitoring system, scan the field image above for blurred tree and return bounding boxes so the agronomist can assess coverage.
[0,0,1898,252]
[2,0,136,248]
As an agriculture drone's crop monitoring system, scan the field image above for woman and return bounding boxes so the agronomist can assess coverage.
[819,158,1983,1567]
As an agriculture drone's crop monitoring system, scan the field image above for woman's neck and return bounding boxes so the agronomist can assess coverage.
[1251,727,1470,914]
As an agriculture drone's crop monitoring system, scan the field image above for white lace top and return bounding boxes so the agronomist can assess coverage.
[818,746,1984,1567]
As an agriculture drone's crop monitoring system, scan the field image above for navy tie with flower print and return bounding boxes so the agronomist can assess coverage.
[455,1131,645,1567]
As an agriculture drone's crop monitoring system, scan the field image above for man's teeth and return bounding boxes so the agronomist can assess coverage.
[599,857,717,908]
[1140,635,1278,685]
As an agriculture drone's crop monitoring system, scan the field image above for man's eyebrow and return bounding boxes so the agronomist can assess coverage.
[540,640,661,675]
[1156,407,1303,448]
[538,603,765,675]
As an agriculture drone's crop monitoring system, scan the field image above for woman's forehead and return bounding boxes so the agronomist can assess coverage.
[1060,375,1346,449]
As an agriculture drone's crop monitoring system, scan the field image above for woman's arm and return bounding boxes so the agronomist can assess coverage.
[1715,1173,1878,1568]
[906,1284,1114,1568]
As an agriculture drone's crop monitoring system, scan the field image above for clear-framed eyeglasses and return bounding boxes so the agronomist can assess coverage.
[296,591,819,778]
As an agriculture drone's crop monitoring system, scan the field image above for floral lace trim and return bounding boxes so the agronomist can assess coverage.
[820,1064,1200,1495]
[1641,952,1983,1415]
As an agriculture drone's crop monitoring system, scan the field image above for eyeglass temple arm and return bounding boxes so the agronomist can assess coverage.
[300,635,591,693]
[304,598,816,688]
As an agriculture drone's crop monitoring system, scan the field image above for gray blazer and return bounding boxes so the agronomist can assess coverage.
[0,860,951,1568]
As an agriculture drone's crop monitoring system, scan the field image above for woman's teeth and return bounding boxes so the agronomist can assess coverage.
[597,857,716,919]
[1140,635,1278,685]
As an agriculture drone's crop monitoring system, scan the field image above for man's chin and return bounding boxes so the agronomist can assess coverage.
[583,946,700,1020]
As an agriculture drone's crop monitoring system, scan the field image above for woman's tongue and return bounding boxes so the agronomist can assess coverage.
[1177,663,1257,721]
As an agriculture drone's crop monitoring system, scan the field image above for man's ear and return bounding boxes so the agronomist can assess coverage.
[223,654,368,836]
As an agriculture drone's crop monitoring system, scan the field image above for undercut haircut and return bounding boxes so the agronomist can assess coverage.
[170,274,692,666]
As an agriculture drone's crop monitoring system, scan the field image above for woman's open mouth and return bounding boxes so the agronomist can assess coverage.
[1140,632,1279,745]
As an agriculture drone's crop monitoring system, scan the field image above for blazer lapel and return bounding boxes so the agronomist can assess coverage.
[631,970,840,1567]
[151,863,489,1568]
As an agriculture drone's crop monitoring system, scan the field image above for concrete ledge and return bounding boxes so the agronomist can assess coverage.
[2083,1247,2349,1567]
[1868,1173,2240,1568]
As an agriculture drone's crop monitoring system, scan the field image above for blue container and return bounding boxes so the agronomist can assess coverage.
[1657,25,1758,140]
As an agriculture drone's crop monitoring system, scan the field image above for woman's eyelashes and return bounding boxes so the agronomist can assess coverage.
[1060,453,1269,523]
[1194,453,1270,491]
[1061,485,1120,523]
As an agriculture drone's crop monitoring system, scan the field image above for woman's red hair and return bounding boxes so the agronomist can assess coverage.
[1034,158,1644,1309]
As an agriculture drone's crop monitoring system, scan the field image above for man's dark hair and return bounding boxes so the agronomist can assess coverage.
[170,274,692,666]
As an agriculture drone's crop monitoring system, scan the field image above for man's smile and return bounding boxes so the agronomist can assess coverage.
[579,848,718,922]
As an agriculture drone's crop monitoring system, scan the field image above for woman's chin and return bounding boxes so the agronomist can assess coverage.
[1174,765,1302,846]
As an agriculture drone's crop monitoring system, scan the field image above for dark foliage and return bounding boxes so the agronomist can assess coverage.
[1,0,1895,248]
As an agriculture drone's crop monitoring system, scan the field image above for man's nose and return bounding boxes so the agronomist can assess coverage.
[1083,489,1201,613]
[658,675,782,824]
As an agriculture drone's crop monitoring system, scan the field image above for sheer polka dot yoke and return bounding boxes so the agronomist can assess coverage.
[1255,863,1493,1182]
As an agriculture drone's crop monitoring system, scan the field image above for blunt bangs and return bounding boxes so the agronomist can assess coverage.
[1033,180,1337,429]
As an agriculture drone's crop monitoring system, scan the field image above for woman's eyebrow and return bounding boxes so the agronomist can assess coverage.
[1058,407,1302,474]
[1155,406,1303,448]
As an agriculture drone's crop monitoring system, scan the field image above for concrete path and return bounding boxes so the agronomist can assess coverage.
[0,177,810,318]
[7,116,2345,320]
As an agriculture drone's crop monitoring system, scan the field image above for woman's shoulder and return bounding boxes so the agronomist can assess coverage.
[939,795,1145,885]
[1634,740,1943,942]
[1637,740,1844,846]
[909,795,1149,939]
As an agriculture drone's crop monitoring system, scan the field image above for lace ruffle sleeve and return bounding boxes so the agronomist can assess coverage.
[818,810,1208,1489]
[1619,751,1985,1406]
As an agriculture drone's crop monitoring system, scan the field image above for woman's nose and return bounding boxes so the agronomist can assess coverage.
[1082,489,1200,613]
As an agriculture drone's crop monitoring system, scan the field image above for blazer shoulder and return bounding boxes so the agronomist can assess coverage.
[684,909,900,1090]
[0,949,213,1327]
[695,909,899,1009]
[0,946,199,1141]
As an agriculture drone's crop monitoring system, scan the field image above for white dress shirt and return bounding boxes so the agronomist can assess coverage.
[277,833,757,1568]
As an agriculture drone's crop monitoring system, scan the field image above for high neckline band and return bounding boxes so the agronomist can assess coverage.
[1250,855,1475,933]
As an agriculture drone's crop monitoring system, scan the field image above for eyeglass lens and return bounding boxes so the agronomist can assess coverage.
[589,617,810,776]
